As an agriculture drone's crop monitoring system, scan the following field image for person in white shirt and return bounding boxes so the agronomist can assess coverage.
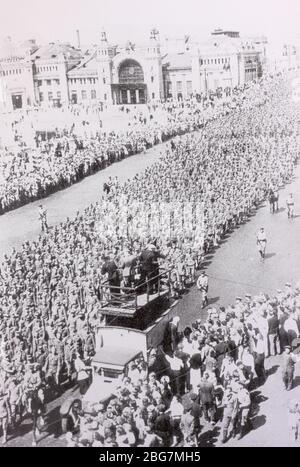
[164,352,183,396]
[74,353,92,395]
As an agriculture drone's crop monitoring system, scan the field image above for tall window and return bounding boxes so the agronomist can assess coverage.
[91,89,96,99]
[46,79,51,86]
[48,92,53,100]
[57,91,61,99]
[81,90,87,100]
[176,81,182,92]
[39,92,44,102]
[186,81,192,96]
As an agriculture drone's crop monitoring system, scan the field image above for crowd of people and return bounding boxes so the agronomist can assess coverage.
[0,90,241,215]
[65,281,300,447]
[0,72,299,446]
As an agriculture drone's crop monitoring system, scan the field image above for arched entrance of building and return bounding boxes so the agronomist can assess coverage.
[112,59,147,104]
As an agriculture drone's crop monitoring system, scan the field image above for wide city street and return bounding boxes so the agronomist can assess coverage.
[2,132,300,447]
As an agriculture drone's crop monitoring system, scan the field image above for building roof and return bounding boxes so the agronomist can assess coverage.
[31,42,83,61]
[92,347,141,367]
[163,52,192,69]
[199,36,241,55]
[67,47,99,77]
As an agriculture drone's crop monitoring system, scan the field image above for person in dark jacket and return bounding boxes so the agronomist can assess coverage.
[153,404,173,447]
[101,255,120,293]
[190,392,202,442]
[139,244,166,293]
[267,310,280,356]
[198,372,215,423]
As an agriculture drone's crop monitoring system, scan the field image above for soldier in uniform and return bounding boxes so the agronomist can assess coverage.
[286,193,295,219]
[43,347,61,397]
[0,386,11,445]
[197,271,209,308]
[220,387,238,443]
[282,345,299,391]
[38,205,48,233]
[23,363,45,414]
[235,382,251,439]
[256,227,267,261]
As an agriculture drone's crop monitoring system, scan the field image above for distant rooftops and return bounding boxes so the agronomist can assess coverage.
[211,29,240,38]
[31,42,82,61]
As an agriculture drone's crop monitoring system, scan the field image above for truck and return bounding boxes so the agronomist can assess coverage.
[60,268,178,430]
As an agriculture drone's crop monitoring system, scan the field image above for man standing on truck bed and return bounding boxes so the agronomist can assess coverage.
[139,243,166,294]
[101,254,120,294]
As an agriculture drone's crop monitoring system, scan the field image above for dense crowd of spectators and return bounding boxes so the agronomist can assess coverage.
[0,90,241,214]
[67,281,300,447]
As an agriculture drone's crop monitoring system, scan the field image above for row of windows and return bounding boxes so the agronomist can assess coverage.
[69,77,98,85]
[37,79,60,86]
[0,56,24,63]
[39,91,61,101]
[71,89,98,100]
[176,80,192,93]
[201,57,230,66]
[0,68,23,76]
[40,89,99,101]
[36,65,58,72]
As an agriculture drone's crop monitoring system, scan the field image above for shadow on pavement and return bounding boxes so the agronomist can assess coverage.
[292,376,300,389]
[207,296,220,306]
[251,414,266,431]
[264,252,276,260]
[267,365,279,376]
[199,425,220,447]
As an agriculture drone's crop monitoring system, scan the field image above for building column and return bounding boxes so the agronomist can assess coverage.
[135,89,140,104]
[127,89,131,104]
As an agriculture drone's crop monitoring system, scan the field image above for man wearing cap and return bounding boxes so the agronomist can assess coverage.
[235,382,251,439]
[38,205,48,233]
[267,310,280,356]
[198,372,215,424]
[220,387,238,443]
[286,193,295,219]
[139,244,166,294]
[282,346,299,391]
[256,227,267,261]
[101,255,120,294]
[180,404,195,445]
[197,271,209,308]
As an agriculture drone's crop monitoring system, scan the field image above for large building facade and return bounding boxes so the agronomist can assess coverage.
[0,28,296,110]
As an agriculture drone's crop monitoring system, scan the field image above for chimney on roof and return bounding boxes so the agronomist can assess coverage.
[76,29,81,49]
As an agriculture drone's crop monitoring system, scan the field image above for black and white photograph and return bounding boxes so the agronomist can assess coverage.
[1,0,300,450]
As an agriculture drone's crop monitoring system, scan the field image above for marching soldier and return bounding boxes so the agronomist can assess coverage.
[220,387,238,444]
[286,193,295,219]
[235,382,251,439]
[282,345,299,391]
[0,386,11,445]
[256,227,267,261]
[38,205,48,233]
[197,271,209,308]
